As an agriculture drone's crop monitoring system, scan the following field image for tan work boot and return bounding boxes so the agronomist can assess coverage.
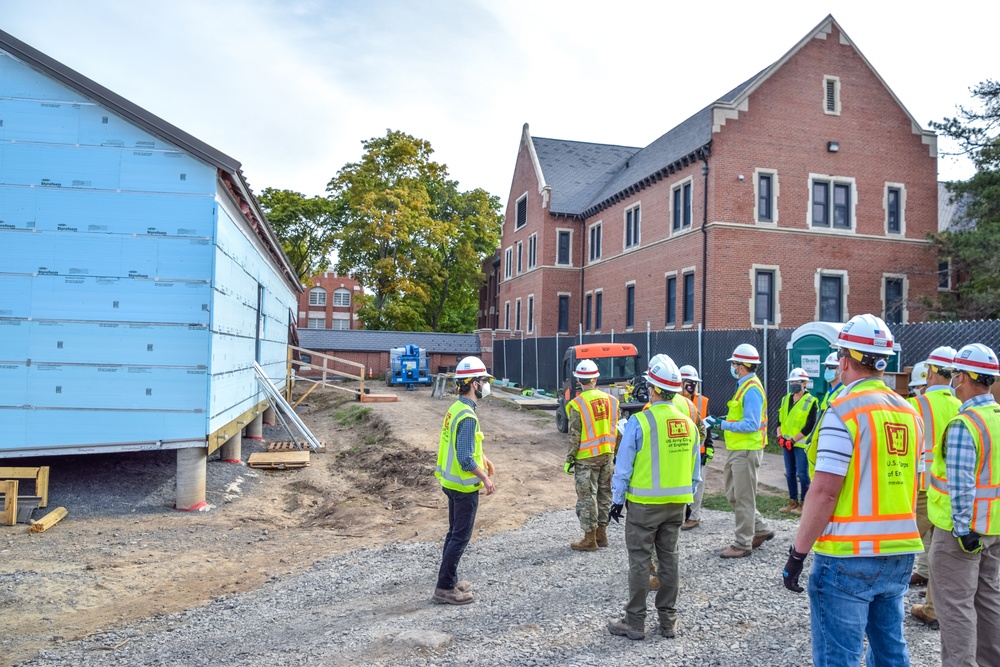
[911,604,939,630]
[571,530,598,551]
[778,499,798,514]
[432,587,474,605]
[648,562,659,590]
[595,524,609,548]
[790,501,804,516]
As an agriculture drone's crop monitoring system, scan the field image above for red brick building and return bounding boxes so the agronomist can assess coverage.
[491,15,939,337]
[297,272,363,330]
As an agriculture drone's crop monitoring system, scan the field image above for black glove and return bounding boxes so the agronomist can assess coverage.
[609,503,624,524]
[782,545,808,593]
[955,530,983,554]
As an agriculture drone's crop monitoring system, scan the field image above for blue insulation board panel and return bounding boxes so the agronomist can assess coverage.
[24,321,209,367]
[26,364,207,410]
[25,410,205,450]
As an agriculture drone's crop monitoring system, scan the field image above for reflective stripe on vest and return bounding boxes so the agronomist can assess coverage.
[724,376,768,451]
[568,389,619,459]
[434,401,483,492]
[626,403,696,504]
[814,378,922,556]
[911,390,961,491]
[779,392,818,445]
[808,384,846,477]
[927,404,1000,535]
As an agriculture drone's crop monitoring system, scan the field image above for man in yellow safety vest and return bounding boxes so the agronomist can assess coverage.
[782,314,923,667]
[565,359,620,551]
[927,343,1000,667]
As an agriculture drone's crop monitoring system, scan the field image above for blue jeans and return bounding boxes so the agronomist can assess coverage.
[808,553,914,667]
[436,487,479,590]
[782,446,810,501]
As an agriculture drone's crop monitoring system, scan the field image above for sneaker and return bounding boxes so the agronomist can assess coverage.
[719,546,752,558]
[432,587,474,605]
[911,604,939,630]
[607,618,645,640]
[681,520,700,531]
[752,531,776,549]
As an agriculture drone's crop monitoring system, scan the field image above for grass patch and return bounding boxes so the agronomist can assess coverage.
[763,441,784,456]
[701,493,797,521]
[333,405,373,426]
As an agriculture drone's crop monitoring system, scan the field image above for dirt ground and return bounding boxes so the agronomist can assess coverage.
[0,385,735,666]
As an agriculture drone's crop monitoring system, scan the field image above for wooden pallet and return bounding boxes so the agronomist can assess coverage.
[267,441,326,453]
[247,451,311,469]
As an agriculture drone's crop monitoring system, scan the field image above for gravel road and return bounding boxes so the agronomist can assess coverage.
[20,507,942,666]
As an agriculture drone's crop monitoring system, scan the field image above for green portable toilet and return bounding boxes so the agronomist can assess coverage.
[787,322,901,400]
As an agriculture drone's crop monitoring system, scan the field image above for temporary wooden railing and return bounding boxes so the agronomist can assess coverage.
[0,466,50,526]
[285,345,396,406]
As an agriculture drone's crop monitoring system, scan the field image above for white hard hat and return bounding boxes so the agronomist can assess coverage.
[727,343,761,365]
[678,364,701,383]
[646,354,683,393]
[455,356,492,381]
[835,314,896,356]
[909,361,929,388]
[824,352,840,367]
[926,346,958,371]
[952,343,1000,379]
[574,359,600,380]
[787,368,810,383]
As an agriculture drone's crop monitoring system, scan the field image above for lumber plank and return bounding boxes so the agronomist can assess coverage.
[1,480,17,526]
[0,466,50,507]
[36,466,49,508]
[266,441,326,453]
[360,393,398,403]
[247,451,311,469]
[28,506,67,534]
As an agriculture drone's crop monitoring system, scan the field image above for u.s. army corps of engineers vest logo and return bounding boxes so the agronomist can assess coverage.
[884,423,910,456]
[667,419,690,439]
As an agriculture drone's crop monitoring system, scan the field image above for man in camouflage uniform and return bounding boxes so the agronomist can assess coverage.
[565,359,619,551]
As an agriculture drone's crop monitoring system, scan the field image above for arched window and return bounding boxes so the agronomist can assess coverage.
[333,288,351,307]
[308,287,326,306]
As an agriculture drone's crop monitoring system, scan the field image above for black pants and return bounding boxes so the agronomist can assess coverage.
[436,487,480,590]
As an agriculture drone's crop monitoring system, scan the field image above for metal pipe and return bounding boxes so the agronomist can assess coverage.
[701,155,710,330]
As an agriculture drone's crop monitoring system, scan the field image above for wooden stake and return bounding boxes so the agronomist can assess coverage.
[1,480,16,526]
[28,506,67,534]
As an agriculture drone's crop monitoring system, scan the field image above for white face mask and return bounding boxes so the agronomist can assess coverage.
[479,381,491,398]
[824,369,837,383]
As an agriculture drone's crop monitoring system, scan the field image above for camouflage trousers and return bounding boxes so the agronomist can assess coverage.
[574,459,613,532]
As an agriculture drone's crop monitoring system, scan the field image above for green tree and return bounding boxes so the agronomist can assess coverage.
[328,130,501,331]
[928,80,1000,319]
[257,188,338,281]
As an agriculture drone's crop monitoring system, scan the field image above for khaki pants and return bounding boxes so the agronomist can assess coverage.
[914,490,935,616]
[723,448,769,551]
[624,502,686,631]
[929,528,1000,667]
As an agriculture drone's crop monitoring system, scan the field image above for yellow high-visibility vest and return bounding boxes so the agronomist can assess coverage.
[927,401,1000,535]
[626,401,696,504]
[813,378,923,557]
[808,384,846,477]
[779,392,818,448]
[568,389,619,459]
[435,400,483,493]
[908,389,961,491]
[724,376,768,451]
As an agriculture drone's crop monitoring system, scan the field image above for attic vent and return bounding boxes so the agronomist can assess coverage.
[824,76,840,115]
[515,194,527,229]
[826,81,835,111]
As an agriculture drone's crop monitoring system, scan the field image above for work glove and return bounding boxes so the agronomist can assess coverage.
[782,545,808,593]
[955,530,983,554]
[703,416,724,438]
[609,503,624,524]
[564,458,576,475]
[778,436,793,451]
[702,442,715,466]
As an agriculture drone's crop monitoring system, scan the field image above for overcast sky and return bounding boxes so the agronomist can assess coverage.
[3,1,997,202]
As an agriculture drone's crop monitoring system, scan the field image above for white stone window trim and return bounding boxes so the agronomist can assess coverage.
[881,273,909,324]
[753,168,779,225]
[807,174,857,234]
[555,228,574,267]
[883,182,907,236]
[622,203,642,251]
[748,264,782,328]
[814,268,850,322]
[823,75,842,116]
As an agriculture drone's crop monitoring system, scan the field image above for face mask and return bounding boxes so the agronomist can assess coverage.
[949,375,962,395]
[684,382,696,395]
[730,365,739,379]
[790,384,804,394]
[824,369,836,382]
[476,381,491,399]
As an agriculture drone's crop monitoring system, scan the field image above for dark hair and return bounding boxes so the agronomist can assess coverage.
[651,385,676,401]
[456,378,476,395]
[970,372,996,387]
[742,363,759,373]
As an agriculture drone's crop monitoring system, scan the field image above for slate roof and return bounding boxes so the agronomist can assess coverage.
[298,329,481,355]
[938,181,973,232]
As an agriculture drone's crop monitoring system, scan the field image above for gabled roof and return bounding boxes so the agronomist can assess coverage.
[298,329,481,355]
[0,28,302,292]
[529,14,936,220]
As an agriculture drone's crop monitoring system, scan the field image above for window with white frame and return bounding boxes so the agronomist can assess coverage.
[595,290,603,331]
[589,222,602,263]
[308,288,326,306]
[817,272,847,322]
[504,247,513,279]
[585,292,593,331]
[527,233,537,269]
[672,180,692,231]
[625,282,635,329]
[330,318,351,330]
[527,294,534,333]
[824,76,841,115]
[682,272,695,324]
[938,259,952,291]
[515,298,522,331]
[883,275,907,325]
[755,170,777,223]
[307,317,325,329]
[333,288,351,307]
[885,184,905,235]
[514,193,527,230]
[810,177,855,230]
[516,241,523,274]
[504,301,510,329]
[556,229,572,265]
[665,273,677,326]
[624,204,641,248]
[558,294,570,333]
[750,265,780,327]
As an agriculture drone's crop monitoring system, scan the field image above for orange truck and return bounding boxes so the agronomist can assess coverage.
[556,343,644,432]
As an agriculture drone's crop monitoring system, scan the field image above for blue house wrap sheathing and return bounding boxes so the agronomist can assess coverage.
[0,29,302,457]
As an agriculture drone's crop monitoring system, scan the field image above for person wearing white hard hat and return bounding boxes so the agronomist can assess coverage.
[777,368,819,516]
[607,354,698,641]
[703,343,774,558]
[782,314,923,667]
[432,356,496,605]
[927,343,1000,667]
[908,346,960,629]
[679,365,711,530]
[565,359,620,552]
[908,361,929,398]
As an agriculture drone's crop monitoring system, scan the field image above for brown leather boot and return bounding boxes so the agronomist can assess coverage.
[778,499,797,514]
[596,524,609,547]
[571,530,598,551]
